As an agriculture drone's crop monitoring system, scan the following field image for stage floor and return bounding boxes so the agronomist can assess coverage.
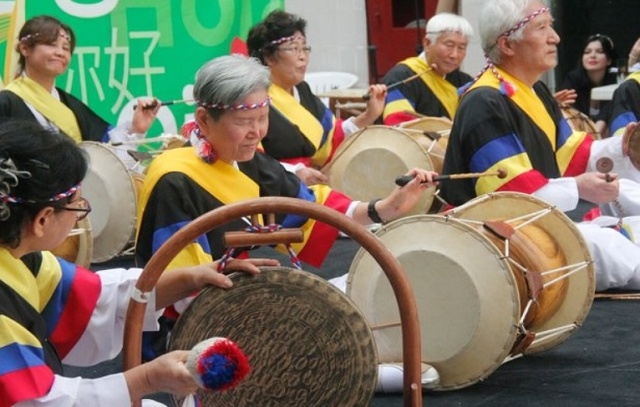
[68,201,640,406]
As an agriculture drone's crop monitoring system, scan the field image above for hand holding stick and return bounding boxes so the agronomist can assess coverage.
[395,168,508,187]
[133,99,195,110]
[362,69,431,101]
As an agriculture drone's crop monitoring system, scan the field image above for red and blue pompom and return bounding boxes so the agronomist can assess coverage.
[186,337,250,392]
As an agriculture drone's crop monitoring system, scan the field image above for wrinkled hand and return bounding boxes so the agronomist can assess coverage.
[125,350,198,400]
[296,166,329,186]
[146,351,199,396]
[357,84,387,127]
[377,168,439,220]
[194,258,280,290]
[554,89,577,107]
[575,172,619,204]
[131,97,161,134]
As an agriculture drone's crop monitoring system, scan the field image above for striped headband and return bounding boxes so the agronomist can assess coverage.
[496,7,550,46]
[268,34,306,46]
[0,184,80,204]
[198,97,271,111]
[19,30,71,43]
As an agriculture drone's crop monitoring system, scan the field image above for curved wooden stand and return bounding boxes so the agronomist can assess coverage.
[123,197,423,407]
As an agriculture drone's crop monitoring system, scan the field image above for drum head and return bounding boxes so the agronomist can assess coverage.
[79,142,137,263]
[561,106,600,139]
[50,217,93,268]
[169,267,377,407]
[398,117,451,174]
[347,215,520,390]
[448,192,595,354]
[325,125,436,215]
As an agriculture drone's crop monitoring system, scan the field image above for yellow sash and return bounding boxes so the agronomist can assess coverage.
[471,68,556,148]
[5,76,82,142]
[402,56,459,119]
[269,83,324,149]
[628,71,640,85]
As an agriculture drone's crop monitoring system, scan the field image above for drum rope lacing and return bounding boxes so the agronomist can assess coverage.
[217,223,302,272]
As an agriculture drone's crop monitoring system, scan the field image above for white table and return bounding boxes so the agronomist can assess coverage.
[591,83,619,101]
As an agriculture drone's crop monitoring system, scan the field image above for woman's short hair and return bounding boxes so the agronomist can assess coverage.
[16,15,76,75]
[0,120,87,247]
[246,10,307,65]
[193,54,271,121]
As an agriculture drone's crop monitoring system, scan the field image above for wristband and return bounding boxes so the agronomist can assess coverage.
[367,198,384,224]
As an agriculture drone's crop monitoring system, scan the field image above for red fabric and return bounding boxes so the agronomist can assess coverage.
[49,266,101,359]
[564,135,593,176]
[297,190,352,268]
[0,365,54,407]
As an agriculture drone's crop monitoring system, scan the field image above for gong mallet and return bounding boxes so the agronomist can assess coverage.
[362,69,431,101]
[395,168,508,187]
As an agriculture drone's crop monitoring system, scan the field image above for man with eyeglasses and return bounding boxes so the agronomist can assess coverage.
[245,10,387,186]
[382,13,474,125]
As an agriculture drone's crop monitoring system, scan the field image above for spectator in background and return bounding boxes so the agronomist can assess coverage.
[0,15,160,153]
[381,13,473,125]
[557,33,618,136]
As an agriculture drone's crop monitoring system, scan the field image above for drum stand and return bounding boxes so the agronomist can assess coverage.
[123,197,424,407]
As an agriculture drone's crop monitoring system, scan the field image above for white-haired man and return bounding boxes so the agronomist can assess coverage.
[440,0,640,291]
[382,12,473,125]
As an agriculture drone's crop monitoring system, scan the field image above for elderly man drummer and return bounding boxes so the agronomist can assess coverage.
[382,12,473,125]
[440,0,640,292]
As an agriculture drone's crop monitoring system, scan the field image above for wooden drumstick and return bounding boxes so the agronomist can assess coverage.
[362,69,431,101]
[133,98,195,110]
[395,168,508,187]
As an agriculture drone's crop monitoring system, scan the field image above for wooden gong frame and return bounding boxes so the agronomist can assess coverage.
[123,197,423,407]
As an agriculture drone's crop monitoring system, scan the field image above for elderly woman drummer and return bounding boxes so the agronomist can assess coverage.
[0,119,277,406]
[134,54,440,387]
[246,10,387,186]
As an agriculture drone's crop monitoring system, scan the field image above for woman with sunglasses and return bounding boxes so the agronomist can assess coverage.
[0,119,277,406]
[245,10,387,186]
[558,33,618,136]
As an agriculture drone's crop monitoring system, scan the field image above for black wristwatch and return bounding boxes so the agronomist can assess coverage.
[367,198,384,224]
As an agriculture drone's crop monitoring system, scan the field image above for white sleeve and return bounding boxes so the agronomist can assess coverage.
[341,117,360,137]
[14,374,169,407]
[14,374,132,407]
[532,177,580,212]
[107,120,145,168]
[62,268,163,367]
[280,161,307,174]
[610,178,640,217]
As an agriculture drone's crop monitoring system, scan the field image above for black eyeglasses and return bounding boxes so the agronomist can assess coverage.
[58,197,92,221]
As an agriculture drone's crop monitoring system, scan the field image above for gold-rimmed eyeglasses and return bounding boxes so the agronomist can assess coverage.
[278,45,312,55]
[58,197,92,221]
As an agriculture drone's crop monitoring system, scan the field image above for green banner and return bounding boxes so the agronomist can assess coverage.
[0,0,283,136]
